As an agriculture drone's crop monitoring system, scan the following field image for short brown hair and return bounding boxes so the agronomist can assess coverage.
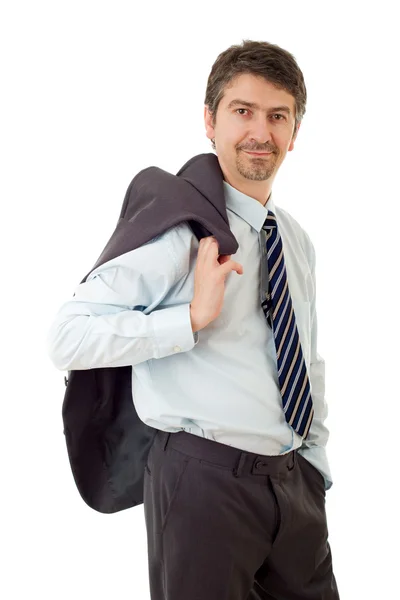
[204,40,307,149]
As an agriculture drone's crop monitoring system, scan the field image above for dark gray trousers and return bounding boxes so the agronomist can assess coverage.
[143,429,340,600]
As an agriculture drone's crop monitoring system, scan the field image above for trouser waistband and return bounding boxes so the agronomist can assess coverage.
[156,430,296,478]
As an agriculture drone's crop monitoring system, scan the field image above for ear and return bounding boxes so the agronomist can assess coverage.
[204,106,216,142]
[288,121,301,152]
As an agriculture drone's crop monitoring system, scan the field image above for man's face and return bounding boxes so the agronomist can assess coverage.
[204,73,299,183]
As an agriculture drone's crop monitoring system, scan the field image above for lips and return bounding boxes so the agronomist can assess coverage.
[243,150,273,155]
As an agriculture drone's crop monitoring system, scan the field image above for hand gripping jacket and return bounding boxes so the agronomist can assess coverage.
[62,153,239,513]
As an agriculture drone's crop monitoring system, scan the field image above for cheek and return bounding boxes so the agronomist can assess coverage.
[217,117,247,144]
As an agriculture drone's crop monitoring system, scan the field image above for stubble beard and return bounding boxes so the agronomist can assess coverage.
[235,149,277,181]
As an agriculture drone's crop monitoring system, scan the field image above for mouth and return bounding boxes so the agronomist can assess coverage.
[242,150,273,156]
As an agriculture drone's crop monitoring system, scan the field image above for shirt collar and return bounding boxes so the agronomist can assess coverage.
[223,180,275,232]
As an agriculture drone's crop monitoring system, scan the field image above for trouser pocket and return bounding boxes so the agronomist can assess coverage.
[144,435,191,535]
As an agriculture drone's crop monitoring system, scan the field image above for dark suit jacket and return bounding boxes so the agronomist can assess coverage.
[62,153,239,513]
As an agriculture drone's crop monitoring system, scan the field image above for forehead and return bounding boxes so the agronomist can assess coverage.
[219,73,295,115]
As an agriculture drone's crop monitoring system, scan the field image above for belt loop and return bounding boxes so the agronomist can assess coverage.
[233,452,247,478]
[163,432,171,451]
[288,450,296,470]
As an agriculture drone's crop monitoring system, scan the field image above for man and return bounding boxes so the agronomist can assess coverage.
[48,40,340,599]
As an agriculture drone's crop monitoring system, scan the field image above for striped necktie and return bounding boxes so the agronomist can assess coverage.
[262,210,314,439]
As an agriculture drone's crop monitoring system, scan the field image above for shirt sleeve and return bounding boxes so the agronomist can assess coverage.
[47,228,198,371]
[298,237,332,488]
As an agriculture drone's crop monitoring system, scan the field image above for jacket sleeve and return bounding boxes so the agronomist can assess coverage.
[47,226,198,371]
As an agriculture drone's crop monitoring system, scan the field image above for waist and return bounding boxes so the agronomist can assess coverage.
[156,429,297,476]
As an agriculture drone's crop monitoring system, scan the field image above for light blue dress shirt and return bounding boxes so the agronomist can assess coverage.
[47,180,332,490]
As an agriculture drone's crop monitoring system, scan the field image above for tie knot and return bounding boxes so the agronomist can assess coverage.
[263,210,277,231]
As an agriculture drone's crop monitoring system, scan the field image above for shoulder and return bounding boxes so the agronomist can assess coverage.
[88,220,195,281]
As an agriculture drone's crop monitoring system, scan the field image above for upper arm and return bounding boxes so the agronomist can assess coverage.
[71,227,182,312]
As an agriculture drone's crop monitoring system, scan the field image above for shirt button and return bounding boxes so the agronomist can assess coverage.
[173,345,182,353]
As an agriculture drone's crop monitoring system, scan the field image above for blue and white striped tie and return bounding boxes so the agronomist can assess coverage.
[262,210,314,439]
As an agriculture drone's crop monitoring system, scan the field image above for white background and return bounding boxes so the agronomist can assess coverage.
[1,1,399,598]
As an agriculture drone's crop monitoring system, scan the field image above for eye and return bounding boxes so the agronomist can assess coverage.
[236,108,249,116]
[272,114,285,121]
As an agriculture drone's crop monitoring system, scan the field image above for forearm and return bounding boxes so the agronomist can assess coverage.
[303,353,329,449]
[47,301,197,371]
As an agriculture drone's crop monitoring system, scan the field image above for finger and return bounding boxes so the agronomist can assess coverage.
[218,254,231,265]
[198,237,218,270]
[197,237,209,268]
[205,237,220,267]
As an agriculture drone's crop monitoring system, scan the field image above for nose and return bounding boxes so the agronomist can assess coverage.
[249,115,272,145]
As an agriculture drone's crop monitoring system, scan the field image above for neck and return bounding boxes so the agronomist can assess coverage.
[220,165,274,207]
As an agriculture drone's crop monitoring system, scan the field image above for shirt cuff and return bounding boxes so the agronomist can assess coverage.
[151,303,199,359]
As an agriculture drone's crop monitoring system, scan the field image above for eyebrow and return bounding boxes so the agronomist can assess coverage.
[226,99,292,116]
